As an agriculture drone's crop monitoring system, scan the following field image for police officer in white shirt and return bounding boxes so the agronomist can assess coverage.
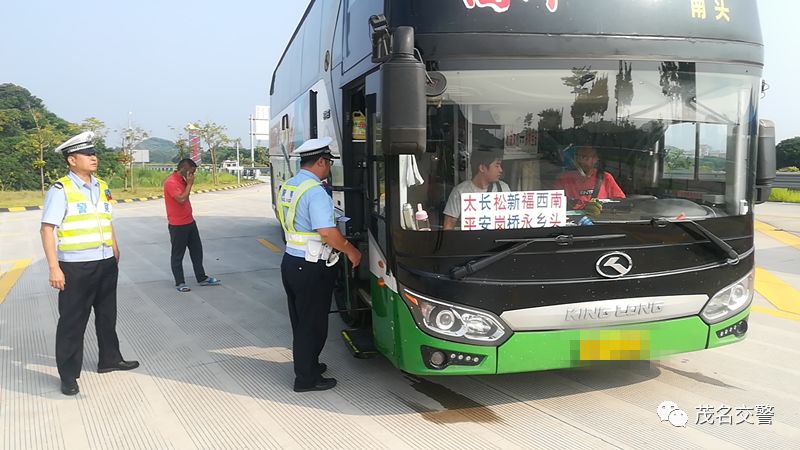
[40,131,139,396]
[278,137,361,392]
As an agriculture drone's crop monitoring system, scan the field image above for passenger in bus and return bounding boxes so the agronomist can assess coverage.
[443,149,510,230]
[554,146,625,215]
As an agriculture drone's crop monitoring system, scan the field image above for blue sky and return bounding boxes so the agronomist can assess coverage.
[1,0,797,147]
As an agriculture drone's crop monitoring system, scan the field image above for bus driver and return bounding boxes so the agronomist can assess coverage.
[554,146,625,215]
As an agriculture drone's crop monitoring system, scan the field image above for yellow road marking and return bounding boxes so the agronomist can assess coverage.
[755,220,800,251]
[257,238,282,253]
[751,305,800,322]
[7,207,27,212]
[755,267,800,315]
[0,259,32,305]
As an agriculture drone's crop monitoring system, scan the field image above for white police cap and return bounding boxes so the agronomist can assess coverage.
[291,136,339,159]
[54,131,96,155]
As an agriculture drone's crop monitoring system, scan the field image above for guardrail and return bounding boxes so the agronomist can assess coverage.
[774,173,800,189]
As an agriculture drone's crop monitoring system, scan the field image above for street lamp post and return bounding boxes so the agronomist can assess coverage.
[235,139,241,184]
[249,115,255,168]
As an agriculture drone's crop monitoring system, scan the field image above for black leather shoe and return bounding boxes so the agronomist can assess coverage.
[318,363,327,374]
[98,360,140,374]
[61,380,79,396]
[294,377,337,393]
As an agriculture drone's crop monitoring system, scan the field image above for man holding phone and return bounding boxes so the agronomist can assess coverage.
[163,158,220,292]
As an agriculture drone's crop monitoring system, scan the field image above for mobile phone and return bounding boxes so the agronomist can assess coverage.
[180,169,188,179]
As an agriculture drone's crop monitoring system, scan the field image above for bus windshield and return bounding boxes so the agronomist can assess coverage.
[397,61,761,231]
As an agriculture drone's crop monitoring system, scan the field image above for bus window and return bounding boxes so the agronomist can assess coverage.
[698,123,729,181]
[664,123,697,180]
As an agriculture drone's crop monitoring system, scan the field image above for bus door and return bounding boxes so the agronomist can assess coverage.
[334,81,373,327]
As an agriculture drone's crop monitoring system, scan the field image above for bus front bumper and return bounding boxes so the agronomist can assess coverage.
[390,300,750,376]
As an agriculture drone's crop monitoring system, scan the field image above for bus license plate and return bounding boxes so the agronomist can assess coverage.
[579,330,649,361]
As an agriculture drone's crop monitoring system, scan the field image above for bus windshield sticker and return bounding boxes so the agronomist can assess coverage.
[460,190,567,230]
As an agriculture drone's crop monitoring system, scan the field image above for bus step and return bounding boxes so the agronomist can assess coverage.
[341,328,378,359]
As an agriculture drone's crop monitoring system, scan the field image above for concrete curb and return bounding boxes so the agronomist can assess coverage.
[0,181,262,213]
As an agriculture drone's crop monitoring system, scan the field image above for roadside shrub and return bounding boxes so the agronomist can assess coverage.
[769,188,800,203]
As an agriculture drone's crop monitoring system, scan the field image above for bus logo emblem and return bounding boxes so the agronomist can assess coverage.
[596,252,633,278]
[462,0,559,14]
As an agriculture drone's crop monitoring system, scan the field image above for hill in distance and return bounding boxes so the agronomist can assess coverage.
[136,137,178,163]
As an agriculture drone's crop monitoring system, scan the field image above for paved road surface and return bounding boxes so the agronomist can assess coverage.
[0,185,798,449]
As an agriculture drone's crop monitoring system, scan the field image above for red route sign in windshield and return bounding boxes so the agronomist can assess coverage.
[462,0,559,14]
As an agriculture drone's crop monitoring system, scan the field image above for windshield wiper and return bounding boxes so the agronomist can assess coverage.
[651,218,740,265]
[449,233,626,280]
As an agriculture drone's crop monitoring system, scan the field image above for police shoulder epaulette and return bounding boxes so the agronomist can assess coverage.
[52,182,64,190]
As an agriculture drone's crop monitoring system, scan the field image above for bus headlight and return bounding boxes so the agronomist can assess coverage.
[402,288,510,345]
[700,271,754,324]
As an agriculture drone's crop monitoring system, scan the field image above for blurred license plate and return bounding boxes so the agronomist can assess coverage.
[579,330,649,361]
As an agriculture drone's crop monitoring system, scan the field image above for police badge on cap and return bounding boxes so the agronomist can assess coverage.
[54,131,97,155]
[291,136,339,159]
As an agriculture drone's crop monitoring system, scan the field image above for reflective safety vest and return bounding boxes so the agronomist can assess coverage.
[277,179,325,253]
[56,175,114,252]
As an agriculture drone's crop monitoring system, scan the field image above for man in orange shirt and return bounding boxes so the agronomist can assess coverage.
[554,146,625,214]
[163,159,220,292]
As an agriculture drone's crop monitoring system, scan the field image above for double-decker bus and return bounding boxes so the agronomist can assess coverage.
[269,0,776,375]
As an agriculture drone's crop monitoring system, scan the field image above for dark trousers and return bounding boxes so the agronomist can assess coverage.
[168,221,207,285]
[280,254,338,388]
[56,257,123,382]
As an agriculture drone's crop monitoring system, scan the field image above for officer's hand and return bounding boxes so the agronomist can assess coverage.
[347,248,362,269]
[49,267,65,291]
[584,199,603,218]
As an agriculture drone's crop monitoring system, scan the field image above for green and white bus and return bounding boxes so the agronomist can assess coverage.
[269,0,775,375]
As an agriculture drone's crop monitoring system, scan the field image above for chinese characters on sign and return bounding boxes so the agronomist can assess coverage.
[691,0,731,21]
[460,190,567,230]
[462,0,559,14]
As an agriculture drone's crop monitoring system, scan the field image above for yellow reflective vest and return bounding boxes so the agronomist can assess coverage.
[277,178,324,252]
[56,175,114,252]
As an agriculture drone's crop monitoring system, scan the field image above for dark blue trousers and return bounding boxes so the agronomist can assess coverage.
[280,254,338,388]
[56,257,123,382]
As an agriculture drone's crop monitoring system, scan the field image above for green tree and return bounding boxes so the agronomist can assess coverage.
[190,121,230,185]
[21,108,65,197]
[614,61,634,119]
[776,137,800,170]
[665,147,693,171]
[562,67,610,127]
[78,117,109,140]
[122,126,149,190]
[254,146,269,166]
[173,137,191,162]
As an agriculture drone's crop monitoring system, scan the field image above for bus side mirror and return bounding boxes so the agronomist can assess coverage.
[755,119,776,204]
[380,26,426,156]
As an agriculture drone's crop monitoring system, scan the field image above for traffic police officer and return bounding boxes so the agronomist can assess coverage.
[40,131,140,396]
[278,136,361,392]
